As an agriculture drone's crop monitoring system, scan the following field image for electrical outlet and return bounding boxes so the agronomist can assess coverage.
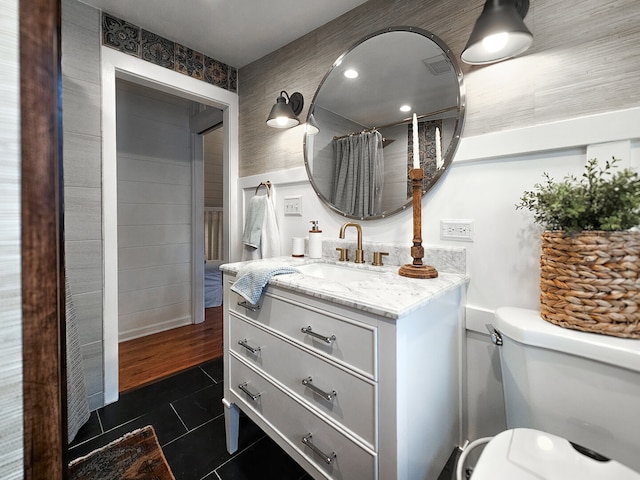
[284,195,302,216]
[441,219,474,241]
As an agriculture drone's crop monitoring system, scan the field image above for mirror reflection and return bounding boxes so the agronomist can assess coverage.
[304,27,465,219]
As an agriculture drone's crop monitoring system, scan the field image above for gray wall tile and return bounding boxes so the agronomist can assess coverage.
[62,78,101,137]
[71,291,103,345]
[63,0,104,408]
[80,341,104,400]
[62,0,100,35]
[62,20,101,83]
[64,186,102,242]
[64,240,103,295]
[63,132,102,188]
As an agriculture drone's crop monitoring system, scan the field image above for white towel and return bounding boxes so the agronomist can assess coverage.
[242,196,266,248]
[261,195,281,258]
[242,194,281,260]
[231,261,299,305]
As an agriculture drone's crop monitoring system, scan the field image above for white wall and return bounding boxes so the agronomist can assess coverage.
[239,110,640,442]
[0,0,22,477]
[116,80,194,341]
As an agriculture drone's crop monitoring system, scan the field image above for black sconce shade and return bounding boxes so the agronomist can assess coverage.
[266,91,304,128]
[461,0,532,65]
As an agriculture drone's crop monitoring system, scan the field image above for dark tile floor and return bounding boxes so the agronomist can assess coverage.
[68,358,458,480]
[68,358,310,480]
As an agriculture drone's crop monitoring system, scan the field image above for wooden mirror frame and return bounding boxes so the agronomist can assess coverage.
[21,0,66,478]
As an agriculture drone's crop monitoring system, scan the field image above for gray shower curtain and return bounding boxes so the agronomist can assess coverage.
[331,130,384,217]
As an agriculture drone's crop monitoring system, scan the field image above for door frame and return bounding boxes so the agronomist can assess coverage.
[190,104,224,325]
[20,0,66,478]
[100,47,239,403]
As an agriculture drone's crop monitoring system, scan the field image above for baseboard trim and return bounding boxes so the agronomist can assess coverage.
[118,315,191,343]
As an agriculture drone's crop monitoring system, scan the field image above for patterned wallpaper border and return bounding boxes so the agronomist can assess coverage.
[102,12,237,93]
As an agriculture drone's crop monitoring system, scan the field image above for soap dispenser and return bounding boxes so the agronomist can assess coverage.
[308,220,322,259]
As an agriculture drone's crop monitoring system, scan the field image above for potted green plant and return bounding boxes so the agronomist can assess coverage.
[516,158,640,338]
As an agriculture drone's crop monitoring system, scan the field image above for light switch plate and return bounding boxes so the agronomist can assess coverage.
[284,195,302,216]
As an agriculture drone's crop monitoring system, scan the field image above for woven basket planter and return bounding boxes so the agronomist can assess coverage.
[540,230,640,339]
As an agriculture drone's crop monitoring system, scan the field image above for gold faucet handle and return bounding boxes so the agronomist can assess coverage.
[335,247,349,262]
[372,251,389,266]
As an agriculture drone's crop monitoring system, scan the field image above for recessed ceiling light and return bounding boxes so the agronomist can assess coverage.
[344,69,358,79]
[400,105,411,112]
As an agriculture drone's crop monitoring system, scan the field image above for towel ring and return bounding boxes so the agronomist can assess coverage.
[255,181,271,197]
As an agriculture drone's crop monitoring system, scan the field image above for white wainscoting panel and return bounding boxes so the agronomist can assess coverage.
[116,80,193,341]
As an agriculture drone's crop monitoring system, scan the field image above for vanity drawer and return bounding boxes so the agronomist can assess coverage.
[230,313,377,448]
[229,355,377,480]
[229,289,377,379]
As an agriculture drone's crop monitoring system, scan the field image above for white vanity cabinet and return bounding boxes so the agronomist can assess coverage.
[222,269,466,480]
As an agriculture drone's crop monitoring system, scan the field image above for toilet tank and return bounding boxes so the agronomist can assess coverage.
[493,307,640,473]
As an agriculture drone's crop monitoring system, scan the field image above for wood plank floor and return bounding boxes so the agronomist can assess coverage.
[118,306,223,393]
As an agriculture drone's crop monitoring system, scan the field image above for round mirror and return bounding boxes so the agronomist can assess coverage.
[304,27,465,220]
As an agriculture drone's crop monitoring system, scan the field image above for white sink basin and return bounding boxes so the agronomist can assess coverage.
[297,263,381,282]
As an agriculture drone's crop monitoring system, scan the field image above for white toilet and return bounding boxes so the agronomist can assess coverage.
[464,307,640,479]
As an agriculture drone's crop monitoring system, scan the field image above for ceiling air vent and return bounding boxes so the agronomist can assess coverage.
[423,55,452,75]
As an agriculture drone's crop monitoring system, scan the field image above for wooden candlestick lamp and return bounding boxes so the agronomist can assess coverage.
[398,168,438,279]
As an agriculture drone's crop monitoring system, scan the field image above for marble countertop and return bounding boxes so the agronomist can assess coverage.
[220,257,469,319]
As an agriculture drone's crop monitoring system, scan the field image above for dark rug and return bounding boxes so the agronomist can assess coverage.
[68,425,176,480]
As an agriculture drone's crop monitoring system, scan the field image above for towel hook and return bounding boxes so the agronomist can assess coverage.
[255,181,271,197]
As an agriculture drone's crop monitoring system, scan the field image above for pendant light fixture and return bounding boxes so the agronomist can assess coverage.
[266,90,304,128]
[461,0,532,65]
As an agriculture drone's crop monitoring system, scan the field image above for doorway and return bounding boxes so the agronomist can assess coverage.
[116,79,196,342]
[101,47,239,404]
[115,79,225,392]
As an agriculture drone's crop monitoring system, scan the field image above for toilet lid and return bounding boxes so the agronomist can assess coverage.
[471,428,640,480]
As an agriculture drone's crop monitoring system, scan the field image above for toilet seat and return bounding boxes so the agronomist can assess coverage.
[471,428,640,480]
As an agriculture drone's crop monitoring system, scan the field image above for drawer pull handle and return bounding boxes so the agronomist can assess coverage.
[302,377,336,402]
[302,433,336,465]
[238,339,261,354]
[301,326,336,345]
[238,382,261,401]
[238,300,260,312]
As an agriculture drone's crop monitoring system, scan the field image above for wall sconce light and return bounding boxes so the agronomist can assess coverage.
[461,0,532,65]
[266,90,304,128]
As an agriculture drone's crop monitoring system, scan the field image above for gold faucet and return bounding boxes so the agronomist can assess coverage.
[339,222,365,263]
